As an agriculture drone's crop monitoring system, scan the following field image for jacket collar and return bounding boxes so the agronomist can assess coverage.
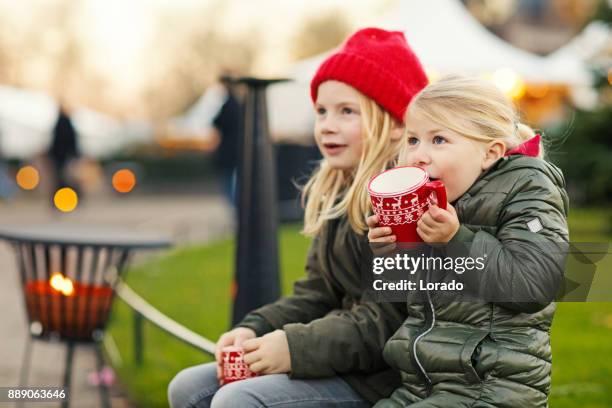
[505,134,541,157]
[472,134,542,188]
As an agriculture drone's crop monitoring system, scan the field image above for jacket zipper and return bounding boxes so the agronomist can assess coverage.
[410,248,435,393]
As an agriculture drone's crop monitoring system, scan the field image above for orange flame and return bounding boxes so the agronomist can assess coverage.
[49,273,75,296]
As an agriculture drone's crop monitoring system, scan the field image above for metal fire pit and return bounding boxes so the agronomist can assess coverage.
[0,223,171,408]
[19,244,125,341]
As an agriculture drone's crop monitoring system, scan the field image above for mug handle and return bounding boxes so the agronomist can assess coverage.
[424,180,447,210]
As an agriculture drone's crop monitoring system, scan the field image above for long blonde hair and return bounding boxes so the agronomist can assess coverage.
[302,93,403,237]
[405,75,542,158]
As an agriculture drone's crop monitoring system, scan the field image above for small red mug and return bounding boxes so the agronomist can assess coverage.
[368,166,447,242]
[219,346,257,386]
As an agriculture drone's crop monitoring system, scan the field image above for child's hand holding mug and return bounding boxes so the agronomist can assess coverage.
[215,327,256,381]
[367,214,397,256]
[416,204,460,243]
[367,205,460,244]
[242,330,292,375]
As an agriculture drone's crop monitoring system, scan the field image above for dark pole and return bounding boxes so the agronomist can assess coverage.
[228,77,287,325]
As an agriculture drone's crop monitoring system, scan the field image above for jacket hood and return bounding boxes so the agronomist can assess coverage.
[477,155,566,192]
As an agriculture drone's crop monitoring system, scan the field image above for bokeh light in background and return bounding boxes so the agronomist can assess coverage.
[608,67,612,86]
[526,84,550,99]
[15,166,40,190]
[492,68,526,100]
[112,169,137,193]
[53,187,79,212]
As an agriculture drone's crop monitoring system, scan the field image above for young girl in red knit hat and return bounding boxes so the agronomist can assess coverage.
[168,27,428,407]
[368,75,569,407]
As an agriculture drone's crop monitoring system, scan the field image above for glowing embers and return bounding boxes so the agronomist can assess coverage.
[49,272,75,296]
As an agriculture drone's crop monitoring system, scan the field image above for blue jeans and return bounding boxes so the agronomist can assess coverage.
[168,362,370,408]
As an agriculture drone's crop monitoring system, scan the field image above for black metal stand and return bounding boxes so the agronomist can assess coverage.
[61,342,75,408]
[229,77,287,325]
[16,336,32,408]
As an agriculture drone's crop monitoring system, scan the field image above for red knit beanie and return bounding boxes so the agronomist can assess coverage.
[311,27,428,123]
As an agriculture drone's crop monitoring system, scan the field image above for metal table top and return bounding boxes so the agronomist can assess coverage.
[0,223,172,249]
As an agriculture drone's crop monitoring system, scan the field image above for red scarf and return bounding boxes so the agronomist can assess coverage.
[505,134,541,157]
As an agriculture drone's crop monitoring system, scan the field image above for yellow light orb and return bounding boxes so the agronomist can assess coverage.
[112,169,136,193]
[53,188,78,212]
[16,166,40,190]
[509,79,526,100]
[492,68,525,99]
[608,67,612,86]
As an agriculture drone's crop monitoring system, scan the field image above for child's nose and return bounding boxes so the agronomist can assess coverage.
[316,113,338,133]
[319,116,339,134]
[410,147,431,166]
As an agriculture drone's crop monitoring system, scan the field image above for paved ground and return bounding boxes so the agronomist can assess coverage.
[0,190,233,407]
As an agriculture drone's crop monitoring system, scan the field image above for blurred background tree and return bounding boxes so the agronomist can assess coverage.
[140,1,261,119]
[547,84,612,205]
[545,0,611,205]
[291,11,352,60]
[0,0,111,112]
[463,0,611,205]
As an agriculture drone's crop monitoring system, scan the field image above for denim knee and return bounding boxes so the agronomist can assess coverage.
[211,381,262,408]
[168,368,197,408]
[168,365,218,408]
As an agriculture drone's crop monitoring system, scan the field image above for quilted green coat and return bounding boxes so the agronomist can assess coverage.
[376,155,569,407]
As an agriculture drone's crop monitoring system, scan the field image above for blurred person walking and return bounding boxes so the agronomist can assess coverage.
[0,124,15,199]
[47,102,81,199]
[212,77,243,207]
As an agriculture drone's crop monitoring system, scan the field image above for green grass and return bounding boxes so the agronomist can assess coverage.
[548,207,612,408]
[106,210,612,407]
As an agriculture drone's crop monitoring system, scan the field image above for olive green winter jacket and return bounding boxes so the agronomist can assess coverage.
[375,155,569,408]
[237,212,405,404]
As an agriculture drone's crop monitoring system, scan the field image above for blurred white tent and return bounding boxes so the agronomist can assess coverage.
[166,83,227,138]
[266,0,594,140]
[0,85,152,159]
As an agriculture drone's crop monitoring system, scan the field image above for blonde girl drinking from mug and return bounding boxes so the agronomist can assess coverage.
[168,27,428,408]
[369,75,569,407]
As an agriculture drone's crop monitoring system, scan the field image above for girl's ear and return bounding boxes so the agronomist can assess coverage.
[482,141,506,170]
[390,121,404,142]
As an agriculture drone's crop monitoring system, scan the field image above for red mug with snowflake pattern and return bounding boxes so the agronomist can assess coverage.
[368,166,447,242]
[220,346,258,386]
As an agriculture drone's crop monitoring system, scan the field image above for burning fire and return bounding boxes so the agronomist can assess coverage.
[49,273,75,296]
